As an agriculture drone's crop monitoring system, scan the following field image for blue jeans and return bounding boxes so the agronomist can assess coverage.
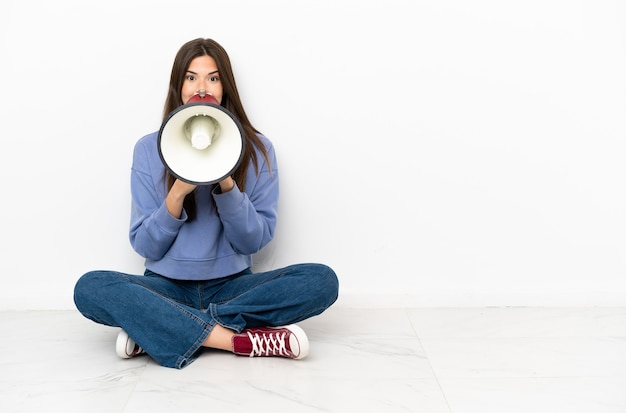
[73,264,339,369]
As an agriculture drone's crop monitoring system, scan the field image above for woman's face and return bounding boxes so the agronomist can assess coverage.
[181,55,223,104]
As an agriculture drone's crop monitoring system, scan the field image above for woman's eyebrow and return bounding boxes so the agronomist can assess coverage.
[186,70,219,75]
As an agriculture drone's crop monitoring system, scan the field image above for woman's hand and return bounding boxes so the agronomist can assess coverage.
[166,179,197,218]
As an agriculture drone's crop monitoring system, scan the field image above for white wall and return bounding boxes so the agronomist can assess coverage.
[0,0,624,309]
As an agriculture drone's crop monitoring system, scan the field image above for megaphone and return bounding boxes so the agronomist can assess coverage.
[158,91,245,185]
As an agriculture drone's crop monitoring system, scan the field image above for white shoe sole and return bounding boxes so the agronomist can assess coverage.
[115,329,141,359]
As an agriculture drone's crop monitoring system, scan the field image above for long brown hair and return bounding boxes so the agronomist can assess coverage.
[163,38,270,218]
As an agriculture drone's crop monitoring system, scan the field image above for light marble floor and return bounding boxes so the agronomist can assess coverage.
[1,306,625,413]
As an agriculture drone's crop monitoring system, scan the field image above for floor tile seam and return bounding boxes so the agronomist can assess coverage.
[406,307,454,412]
[321,334,420,341]
[432,373,626,380]
[120,361,150,413]
[415,335,626,340]
[414,332,454,413]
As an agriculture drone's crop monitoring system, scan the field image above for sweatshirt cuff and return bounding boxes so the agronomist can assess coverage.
[212,182,245,212]
[155,201,187,233]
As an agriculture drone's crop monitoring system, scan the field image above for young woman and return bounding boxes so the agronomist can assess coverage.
[73,38,339,369]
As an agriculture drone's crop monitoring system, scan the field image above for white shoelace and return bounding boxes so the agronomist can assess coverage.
[247,330,289,357]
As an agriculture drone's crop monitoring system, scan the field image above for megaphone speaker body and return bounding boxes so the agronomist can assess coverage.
[158,96,245,185]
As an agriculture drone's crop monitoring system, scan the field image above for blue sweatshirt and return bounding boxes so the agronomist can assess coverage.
[129,131,279,280]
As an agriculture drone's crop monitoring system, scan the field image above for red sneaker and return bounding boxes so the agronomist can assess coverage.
[232,325,309,359]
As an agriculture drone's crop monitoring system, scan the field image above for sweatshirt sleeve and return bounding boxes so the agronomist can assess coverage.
[128,136,186,260]
[213,139,279,255]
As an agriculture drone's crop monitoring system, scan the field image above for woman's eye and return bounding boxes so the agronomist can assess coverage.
[209,76,219,82]
[186,75,196,81]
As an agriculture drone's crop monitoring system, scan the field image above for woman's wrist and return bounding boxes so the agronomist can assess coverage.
[219,177,235,193]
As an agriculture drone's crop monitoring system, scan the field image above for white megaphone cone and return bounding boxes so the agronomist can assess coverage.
[157,91,245,185]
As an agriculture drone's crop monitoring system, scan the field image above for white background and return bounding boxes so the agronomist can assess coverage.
[0,0,624,309]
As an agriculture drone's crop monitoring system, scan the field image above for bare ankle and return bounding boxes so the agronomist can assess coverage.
[202,324,235,351]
